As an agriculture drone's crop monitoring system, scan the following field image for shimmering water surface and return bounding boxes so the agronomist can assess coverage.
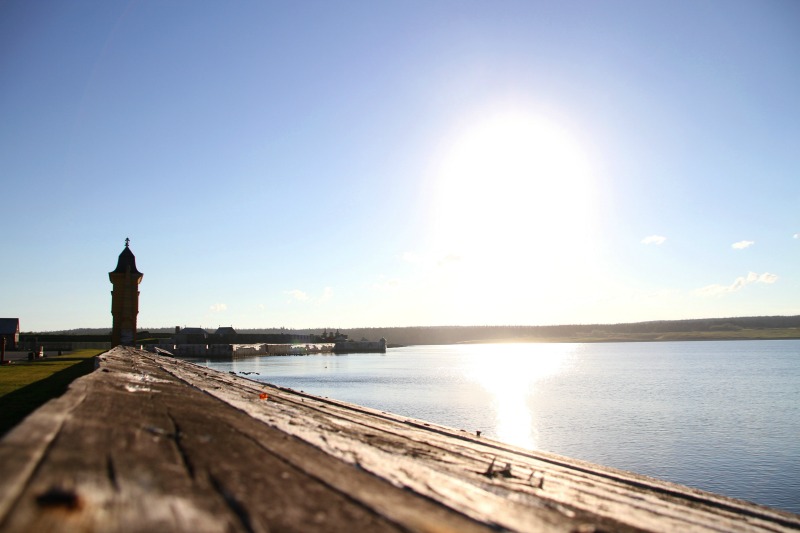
[197,340,800,513]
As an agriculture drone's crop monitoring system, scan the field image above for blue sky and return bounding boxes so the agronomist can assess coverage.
[2,1,798,332]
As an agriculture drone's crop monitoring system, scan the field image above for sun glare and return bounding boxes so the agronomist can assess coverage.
[426,109,598,321]
[463,343,576,449]
[432,111,595,252]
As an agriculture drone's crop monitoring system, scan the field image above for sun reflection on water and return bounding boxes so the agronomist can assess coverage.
[463,343,576,449]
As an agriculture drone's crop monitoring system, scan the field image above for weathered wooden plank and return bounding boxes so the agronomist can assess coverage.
[0,348,488,532]
[0,346,798,532]
[153,349,800,533]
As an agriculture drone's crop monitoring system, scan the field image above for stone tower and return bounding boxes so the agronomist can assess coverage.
[109,238,143,347]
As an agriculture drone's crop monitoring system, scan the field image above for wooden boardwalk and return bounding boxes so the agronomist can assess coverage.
[0,347,797,532]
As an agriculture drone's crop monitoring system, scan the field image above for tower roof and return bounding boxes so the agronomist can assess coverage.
[110,239,142,276]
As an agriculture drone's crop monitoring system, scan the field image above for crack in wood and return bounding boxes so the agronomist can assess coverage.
[217,419,423,532]
[208,473,258,533]
[167,412,195,480]
[106,455,119,492]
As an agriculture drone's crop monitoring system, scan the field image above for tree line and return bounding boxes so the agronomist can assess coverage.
[27,315,800,346]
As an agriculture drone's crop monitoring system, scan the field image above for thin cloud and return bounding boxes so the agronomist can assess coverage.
[285,289,309,301]
[732,240,754,250]
[285,288,332,304]
[697,271,778,296]
[794,233,799,239]
[641,235,666,245]
[209,303,227,312]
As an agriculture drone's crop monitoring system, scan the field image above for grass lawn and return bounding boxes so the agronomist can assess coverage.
[0,349,103,436]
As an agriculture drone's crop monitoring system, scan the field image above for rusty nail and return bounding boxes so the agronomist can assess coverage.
[483,456,497,477]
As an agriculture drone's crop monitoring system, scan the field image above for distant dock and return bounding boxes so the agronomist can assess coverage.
[153,342,336,357]
[153,338,386,357]
[0,346,797,532]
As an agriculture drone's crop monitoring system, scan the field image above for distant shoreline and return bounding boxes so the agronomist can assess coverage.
[21,315,800,348]
[453,328,800,344]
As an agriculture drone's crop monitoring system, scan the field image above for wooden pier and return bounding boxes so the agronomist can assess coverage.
[0,346,797,532]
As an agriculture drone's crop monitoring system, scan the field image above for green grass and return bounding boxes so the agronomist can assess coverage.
[0,349,103,436]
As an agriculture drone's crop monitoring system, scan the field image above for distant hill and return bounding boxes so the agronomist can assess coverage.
[337,315,800,345]
[25,315,800,345]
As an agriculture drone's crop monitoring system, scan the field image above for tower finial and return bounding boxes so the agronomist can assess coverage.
[125,237,130,248]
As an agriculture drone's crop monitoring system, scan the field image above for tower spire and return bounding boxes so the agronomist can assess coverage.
[109,240,143,347]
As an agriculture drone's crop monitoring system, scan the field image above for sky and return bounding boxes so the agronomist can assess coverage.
[1,1,799,332]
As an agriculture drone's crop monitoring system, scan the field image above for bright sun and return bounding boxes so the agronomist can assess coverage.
[426,108,599,321]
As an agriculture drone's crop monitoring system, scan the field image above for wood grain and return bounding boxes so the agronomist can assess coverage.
[0,347,797,532]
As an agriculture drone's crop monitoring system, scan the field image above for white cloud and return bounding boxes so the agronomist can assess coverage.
[641,235,666,245]
[794,233,799,239]
[732,240,754,250]
[285,289,309,301]
[697,271,778,296]
[209,303,227,312]
[758,272,778,284]
[285,288,333,304]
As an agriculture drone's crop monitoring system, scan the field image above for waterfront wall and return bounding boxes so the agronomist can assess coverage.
[151,343,334,357]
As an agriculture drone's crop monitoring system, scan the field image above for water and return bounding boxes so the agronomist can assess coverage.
[195,339,800,514]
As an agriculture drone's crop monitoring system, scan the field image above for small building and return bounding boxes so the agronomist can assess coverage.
[213,327,237,344]
[0,318,20,350]
[175,327,209,345]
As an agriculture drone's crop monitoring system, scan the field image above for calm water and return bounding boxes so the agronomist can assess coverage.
[196,340,800,514]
